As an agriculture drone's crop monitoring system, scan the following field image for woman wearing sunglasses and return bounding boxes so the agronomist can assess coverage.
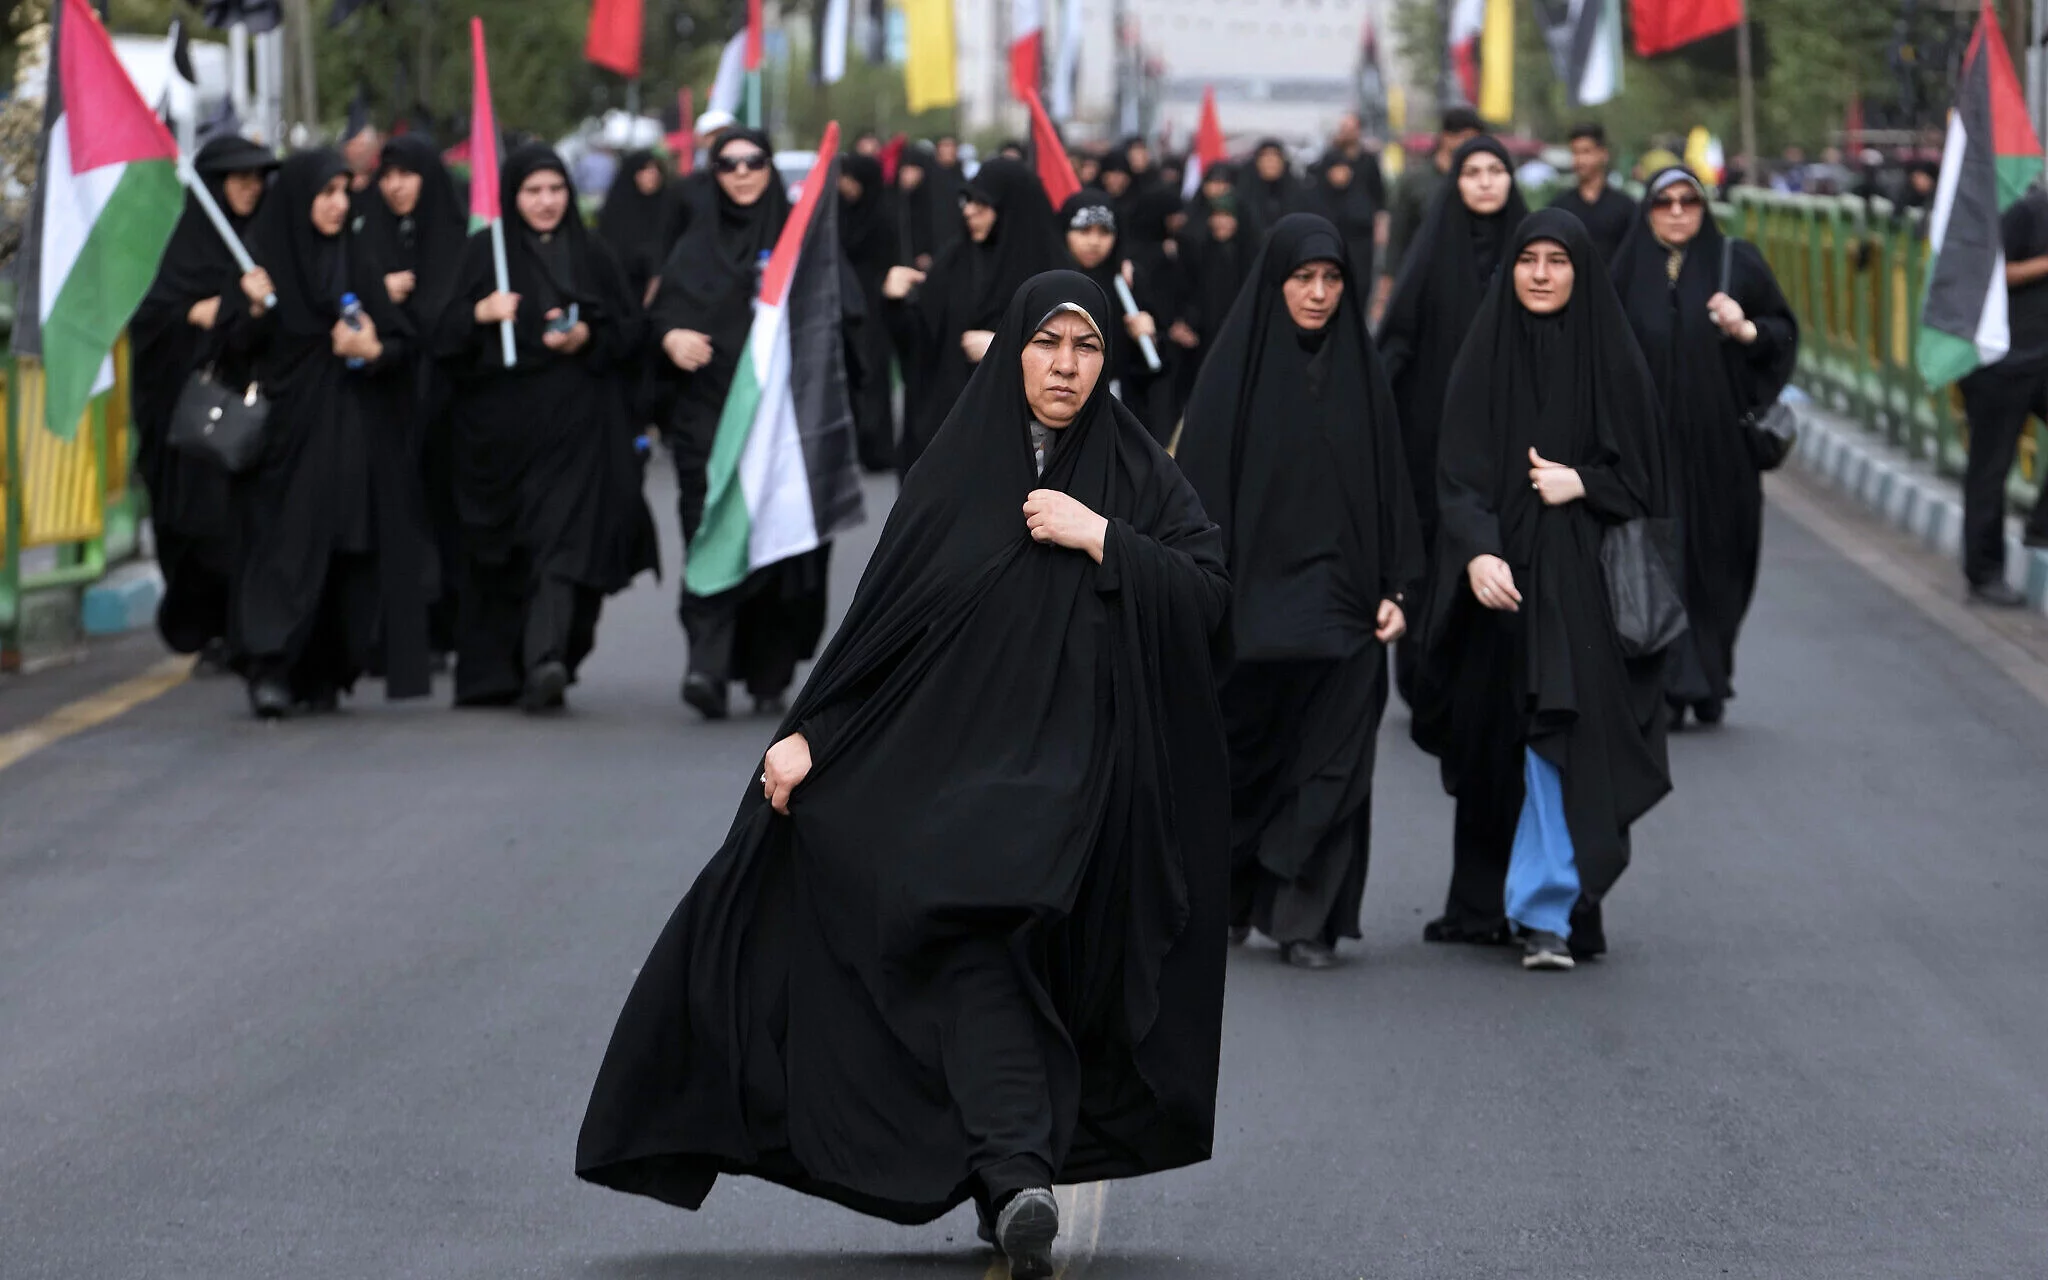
[655,129,860,722]
[1610,166,1798,730]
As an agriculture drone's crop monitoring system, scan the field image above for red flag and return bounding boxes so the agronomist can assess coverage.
[1023,87,1078,208]
[585,0,643,77]
[1631,0,1744,57]
[746,0,764,70]
[468,17,500,227]
[880,132,906,185]
[666,85,695,163]
[1009,0,1042,100]
[1182,85,1226,198]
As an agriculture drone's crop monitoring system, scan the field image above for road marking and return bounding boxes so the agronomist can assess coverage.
[1769,479,2048,711]
[0,656,193,774]
[980,1180,1107,1280]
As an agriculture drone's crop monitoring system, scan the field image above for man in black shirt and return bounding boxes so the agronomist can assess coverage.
[1547,123,1636,262]
[1958,182,2048,606]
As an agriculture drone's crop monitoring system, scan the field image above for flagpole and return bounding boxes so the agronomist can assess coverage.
[1736,7,1760,187]
[490,216,515,368]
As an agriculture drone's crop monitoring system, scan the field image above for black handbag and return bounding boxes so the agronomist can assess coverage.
[1600,516,1689,660]
[168,368,270,474]
[1720,237,1798,471]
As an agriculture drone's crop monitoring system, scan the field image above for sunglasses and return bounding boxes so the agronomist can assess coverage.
[715,153,770,174]
[1653,193,1704,212]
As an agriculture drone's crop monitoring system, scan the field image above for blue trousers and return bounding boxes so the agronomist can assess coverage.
[1506,747,1580,938]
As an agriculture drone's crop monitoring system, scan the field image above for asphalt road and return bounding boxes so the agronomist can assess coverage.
[3,468,2045,1280]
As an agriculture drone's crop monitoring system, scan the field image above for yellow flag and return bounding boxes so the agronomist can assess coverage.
[1480,0,1514,125]
[903,0,957,114]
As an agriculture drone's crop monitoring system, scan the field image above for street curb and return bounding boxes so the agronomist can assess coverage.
[1785,395,2048,618]
[80,561,164,638]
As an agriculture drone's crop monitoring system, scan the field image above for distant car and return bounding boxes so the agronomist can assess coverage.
[775,151,818,200]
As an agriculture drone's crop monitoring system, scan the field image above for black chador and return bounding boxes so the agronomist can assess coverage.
[129,135,276,660]
[886,158,1061,473]
[1178,213,1422,967]
[432,144,659,712]
[579,272,1231,1248]
[839,152,901,472]
[595,148,685,304]
[1611,167,1797,726]
[357,134,467,655]
[216,150,431,716]
[1377,135,1528,704]
[1410,209,1673,952]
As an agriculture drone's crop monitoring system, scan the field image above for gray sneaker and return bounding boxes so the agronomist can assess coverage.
[995,1187,1059,1279]
[1522,931,1575,971]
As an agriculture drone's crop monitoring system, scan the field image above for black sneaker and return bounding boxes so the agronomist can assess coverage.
[522,661,569,714]
[1968,580,2027,609]
[995,1188,1059,1279]
[1522,931,1575,971]
[1692,697,1725,726]
[1280,940,1338,970]
[681,672,729,720]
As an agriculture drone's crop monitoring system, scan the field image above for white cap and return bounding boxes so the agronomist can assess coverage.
[694,109,738,136]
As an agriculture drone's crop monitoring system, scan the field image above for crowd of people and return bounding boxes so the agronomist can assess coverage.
[132,105,1804,1280]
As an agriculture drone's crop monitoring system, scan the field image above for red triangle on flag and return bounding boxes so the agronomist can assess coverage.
[1194,87,1227,168]
[59,0,176,174]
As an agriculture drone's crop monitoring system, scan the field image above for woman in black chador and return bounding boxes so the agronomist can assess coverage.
[595,148,683,305]
[1178,213,1422,969]
[883,158,1062,474]
[1611,166,1797,728]
[1377,135,1528,711]
[655,128,836,721]
[838,151,901,472]
[433,144,658,713]
[1410,209,1673,968]
[578,273,1232,1280]
[216,150,431,718]
[129,134,276,665]
[358,134,467,658]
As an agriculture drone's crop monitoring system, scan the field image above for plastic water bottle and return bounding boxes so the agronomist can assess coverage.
[339,292,366,370]
[752,249,772,305]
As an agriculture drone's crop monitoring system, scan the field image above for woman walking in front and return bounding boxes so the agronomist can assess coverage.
[578,272,1232,1280]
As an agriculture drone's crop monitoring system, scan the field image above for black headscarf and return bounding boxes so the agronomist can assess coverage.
[244,149,359,341]
[1377,134,1529,537]
[578,270,1232,1222]
[837,151,892,268]
[1305,148,1379,253]
[656,129,791,326]
[1057,187,1124,312]
[1179,213,1422,659]
[145,136,276,309]
[496,144,593,319]
[356,134,465,327]
[595,148,681,296]
[1417,207,1670,895]
[919,157,1064,337]
[1236,139,1303,233]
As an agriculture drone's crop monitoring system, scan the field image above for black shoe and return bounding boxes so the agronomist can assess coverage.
[247,678,291,720]
[300,688,340,714]
[681,672,729,720]
[1568,898,1607,961]
[753,693,788,718]
[1423,915,1516,945]
[1226,924,1252,946]
[1280,940,1338,970]
[1522,931,1576,971]
[1692,697,1725,726]
[522,661,569,714]
[995,1188,1059,1280]
[975,1200,998,1247]
[1667,703,1687,731]
[194,638,233,677]
[1968,580,2027,608]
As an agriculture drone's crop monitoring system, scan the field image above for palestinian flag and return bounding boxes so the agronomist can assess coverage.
[12,0,182,441]
[685,126,865,597]
[1917,2,2044,388]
